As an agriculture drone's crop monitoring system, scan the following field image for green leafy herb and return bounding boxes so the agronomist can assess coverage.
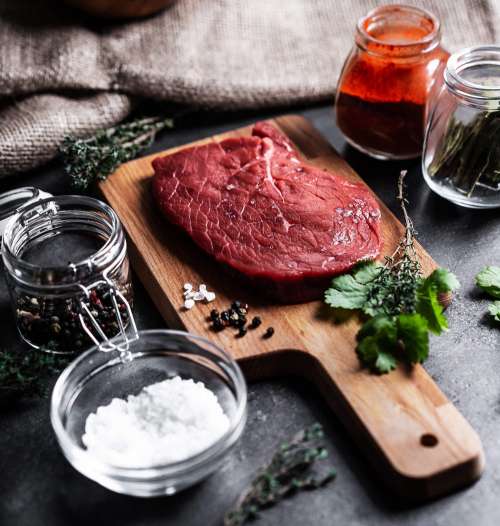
[60,116,174,190]
[355,315,398,373]
[224,423,336,526]
[0,347,71,406]
[488,301,500,322]
[476,266,500,323]
[416,271,449,335]
[324,171,460,374]
[476,266,500,299]
[355,313,429,373]
[396,313,429,363]
[325,261,382,311]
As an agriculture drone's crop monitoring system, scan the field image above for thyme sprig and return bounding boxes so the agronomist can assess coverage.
[224,423,336,526]
[364,170,422,317]
[0,346,71,407]
[60,116,174,190]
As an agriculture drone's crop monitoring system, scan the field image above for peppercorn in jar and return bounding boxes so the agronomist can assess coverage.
[1,195,133,354]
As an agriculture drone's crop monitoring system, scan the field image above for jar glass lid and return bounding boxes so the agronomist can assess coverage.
[0,187,52,237]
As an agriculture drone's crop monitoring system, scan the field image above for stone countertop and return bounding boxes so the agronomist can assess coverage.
[0,105,499,526]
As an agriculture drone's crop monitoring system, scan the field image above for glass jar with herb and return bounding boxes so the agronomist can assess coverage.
[1,196,133,354]
[423,46,500,208]
[336,4,448,160]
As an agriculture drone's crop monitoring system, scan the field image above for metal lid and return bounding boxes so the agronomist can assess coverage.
[0,187,52,237]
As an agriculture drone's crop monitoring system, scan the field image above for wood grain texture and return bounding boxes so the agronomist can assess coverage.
[99,115,484,501]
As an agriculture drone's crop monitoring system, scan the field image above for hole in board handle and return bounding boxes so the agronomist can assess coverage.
[420,433,438,447]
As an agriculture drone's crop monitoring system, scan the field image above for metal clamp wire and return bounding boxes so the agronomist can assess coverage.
[77,279,138,354]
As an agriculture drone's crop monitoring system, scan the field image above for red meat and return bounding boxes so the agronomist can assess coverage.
[152,122,382,303]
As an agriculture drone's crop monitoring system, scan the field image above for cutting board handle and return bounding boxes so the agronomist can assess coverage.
[241,348,484,502]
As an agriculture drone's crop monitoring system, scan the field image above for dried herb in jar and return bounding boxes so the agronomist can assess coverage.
[428,112,500,196]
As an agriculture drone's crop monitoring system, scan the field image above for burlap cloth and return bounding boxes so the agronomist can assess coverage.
[0,0,499,177]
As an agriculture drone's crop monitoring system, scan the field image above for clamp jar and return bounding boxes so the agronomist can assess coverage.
[336,4,448,160]
[1,195,133,354]
[423,46,500,208]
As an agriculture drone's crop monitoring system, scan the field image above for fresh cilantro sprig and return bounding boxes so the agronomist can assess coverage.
[324,171,460,374]
[476,266,500,322]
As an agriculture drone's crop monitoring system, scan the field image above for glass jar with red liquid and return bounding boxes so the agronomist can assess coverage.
[336,5,448,160]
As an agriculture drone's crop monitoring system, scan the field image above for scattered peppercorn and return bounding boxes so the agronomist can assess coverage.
[207,301,273,340]
[263,327,275,339]
[212,319,224,332]
[249,316,262,329]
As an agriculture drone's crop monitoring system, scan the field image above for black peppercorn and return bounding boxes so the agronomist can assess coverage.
[212,319,224,332]
[263,327,275,339]
[249,316,262,329]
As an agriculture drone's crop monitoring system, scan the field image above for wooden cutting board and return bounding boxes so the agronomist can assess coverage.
[99,115,484,501]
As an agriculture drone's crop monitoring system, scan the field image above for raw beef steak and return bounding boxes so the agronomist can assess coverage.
[152,122,382,303]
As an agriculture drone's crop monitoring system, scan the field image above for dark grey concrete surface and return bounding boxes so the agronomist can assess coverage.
[1,105,499,526]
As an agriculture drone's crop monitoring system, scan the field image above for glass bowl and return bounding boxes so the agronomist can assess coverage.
[50,330,247,497]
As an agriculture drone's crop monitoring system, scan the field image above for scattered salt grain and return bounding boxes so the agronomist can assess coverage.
[82,376,230,468]
[181,283,217,308]
[205,292,216,302]
[184,298,195,309]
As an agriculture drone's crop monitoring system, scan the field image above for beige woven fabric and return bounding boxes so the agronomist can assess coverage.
[0,0,498,177]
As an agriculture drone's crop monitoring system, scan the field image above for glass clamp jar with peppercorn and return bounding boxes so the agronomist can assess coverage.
[1,195,135,354]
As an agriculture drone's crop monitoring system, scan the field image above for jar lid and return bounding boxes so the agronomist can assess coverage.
[0,187,52,237]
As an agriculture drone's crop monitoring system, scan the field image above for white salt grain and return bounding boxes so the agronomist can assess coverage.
[82,377,230,468]
[184,298,195,309]
[193,291,205,301]
[204,292,216,302]
[181,283,217,309]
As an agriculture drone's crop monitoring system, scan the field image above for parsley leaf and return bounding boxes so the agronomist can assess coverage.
[355,314,429,374]
[356,316,397,374]
[488,301,500,322]
[416,277,448,335]
[428,268,461,293]
[397,313,429,363]
[325,261,382,311]
[476,266,500,299]
[375,351,398,373]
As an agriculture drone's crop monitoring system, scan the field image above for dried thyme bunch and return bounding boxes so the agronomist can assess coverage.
[60,116,174,190]
[224,423,336,526]
[363,170,422,317]
[428,112,500,196]
[0,347,71,407]
[325,171,460,373]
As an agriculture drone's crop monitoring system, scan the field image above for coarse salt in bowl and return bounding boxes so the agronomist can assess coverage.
[50,330,247,497]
